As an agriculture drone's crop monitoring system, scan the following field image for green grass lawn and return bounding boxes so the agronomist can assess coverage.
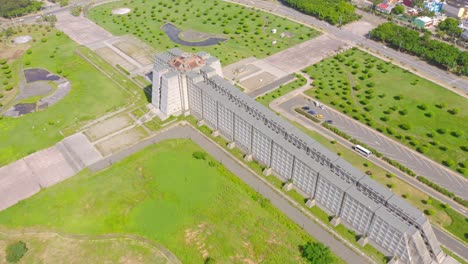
[0,139,343,263]
[303,48,468,176]
[88,0,319,65]
[256,73,308,106]
[0,27,142,166]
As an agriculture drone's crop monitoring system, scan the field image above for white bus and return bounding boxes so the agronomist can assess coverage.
[354,145,372,157]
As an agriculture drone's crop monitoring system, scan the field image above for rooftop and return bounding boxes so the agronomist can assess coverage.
[168,54,206,72]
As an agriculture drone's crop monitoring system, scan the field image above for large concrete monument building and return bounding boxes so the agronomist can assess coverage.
[152,49,222,118]
[152,49,446,264]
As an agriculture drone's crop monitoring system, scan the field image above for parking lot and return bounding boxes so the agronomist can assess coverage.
[279,95,468,199]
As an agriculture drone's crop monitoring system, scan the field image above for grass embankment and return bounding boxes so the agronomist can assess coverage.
[0,139,343,263]
[291,121,468,243]
[88,0,320,65]
[304,48,467,176]
[0,26,143,166]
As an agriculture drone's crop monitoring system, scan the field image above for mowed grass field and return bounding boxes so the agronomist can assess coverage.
[0,139,343,263]
[304,48,468,176]
[88,0,319,65]
[0,27,138,166]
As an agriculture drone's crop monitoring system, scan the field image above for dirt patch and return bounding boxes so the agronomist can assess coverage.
[95,126,147,156]
[113,37,155,67]
[0,43,29,62]
[95,46,137,72]
[84,114,133,142]
[112,8,131,15]
[240,71,277,92]
[13,35,32,44]
[184,223,212,260]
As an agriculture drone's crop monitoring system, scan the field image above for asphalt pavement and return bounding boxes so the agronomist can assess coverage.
[269,100,468,261]
[279,95,468,201]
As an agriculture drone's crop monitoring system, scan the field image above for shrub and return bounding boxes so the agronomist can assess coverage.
[442,159,455,167]
[6,241,28,263]
[424,209,434,216]
[451,131,462,137]
[399,124,411,130]
[417,104,428,110]
[0,59,6,65]
[301,241,332,264]
[448,108,459,115]
[192,151,207,160]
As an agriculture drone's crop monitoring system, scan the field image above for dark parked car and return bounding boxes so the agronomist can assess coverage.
[307,110,316,115]
[325,120,333,124]
[302,106,310,110]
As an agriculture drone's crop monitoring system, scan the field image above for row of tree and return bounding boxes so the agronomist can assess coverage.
[0,0,42,18]
[370,22,468,76]
[281,0,360,26]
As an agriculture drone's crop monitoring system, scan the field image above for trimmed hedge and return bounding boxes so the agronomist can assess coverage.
[382,157,416,177]
[417,176,468,207]
[417,176,454,198]
[295,108,320,123]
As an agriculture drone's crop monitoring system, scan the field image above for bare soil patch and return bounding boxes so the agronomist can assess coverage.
[240,71,277,91]
[84,114,133,142]
[13,35,32,44]
[95,126,147,156]
[112,7,131,15]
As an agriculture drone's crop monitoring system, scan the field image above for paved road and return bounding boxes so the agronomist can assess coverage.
[229,0,468,96]
[279,95,468,201]
[90,123,371,264]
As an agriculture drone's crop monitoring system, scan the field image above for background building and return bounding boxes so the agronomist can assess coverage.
[152,49,446,264]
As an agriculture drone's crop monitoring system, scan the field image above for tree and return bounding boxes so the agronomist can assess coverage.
[0,0,43,18]
[42,14,57,27]
[392,5,405,15]
[5,241,28,263]
[438,18,462,37]
[301,241,332,264]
